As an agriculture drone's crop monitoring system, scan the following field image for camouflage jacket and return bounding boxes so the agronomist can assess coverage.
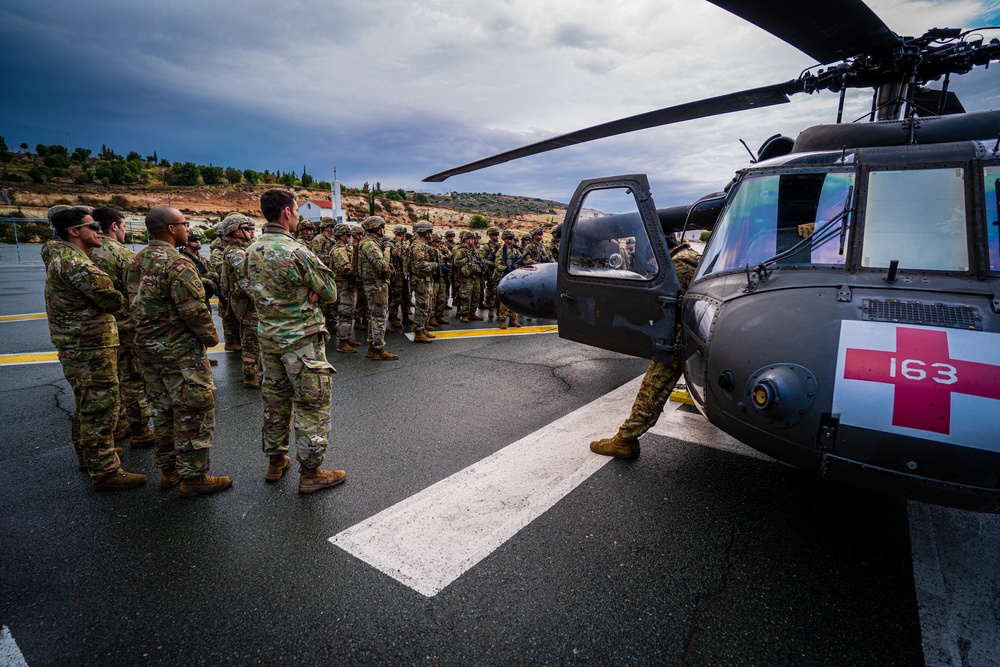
[451,245,477,279]
[671,244,700,293]
[44,240,122,351]
[90,237,137,339]
[390,239,410,280]
[180,247,219,298]
[493,244,523,280]
[126,240,218,360]
[357,235,392,283]
[408,238,437,281]
[522,241,554,265]
[209,243,226,278]
[479,240,502,273]
[311,234,333,267]
[222,242,255,317]
[329,241,356,288]
[246,224,337,352]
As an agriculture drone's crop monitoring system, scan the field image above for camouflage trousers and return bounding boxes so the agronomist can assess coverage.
[389,275,410,322]
[456,274,481,316]
[335,284,357,341]
[58,348,121,480]
[260,334,334,468]
[434,278,448,318]
[117,342,151,427]
[222,302,241,346]
[363,280,390,349]
[412,276,435,330]
[140,350,215,479]
[619,353,684,441]
[483,277,498,309]
[240,309,261,381]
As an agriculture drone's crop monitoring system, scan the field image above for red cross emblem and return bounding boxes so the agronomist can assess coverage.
[843,327,1000,435]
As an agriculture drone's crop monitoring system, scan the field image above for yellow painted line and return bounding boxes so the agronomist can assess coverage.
[670,388,694,406]
[405,325,558,341]
[0,351,58,365]
[0,312,47,322]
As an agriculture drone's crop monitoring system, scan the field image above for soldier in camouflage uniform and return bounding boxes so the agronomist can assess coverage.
[220,214,261,388]
[330,224,361,354]
[494,230,524,330]
[428,233,450,325]
[480,227,502,319]
[443,230,457,309]
[388,225,411,328]
[296,219,316,245]
[408,221,439,343]
[589,241,701,459]
[351,226,368,331]
[245,189,345,494]
[311,217,336,264]
[90,206,154,447]
[452,232,485,323]
[523,226,555,265]
[210,229,242,351]
[357,216,399,360]
[127,206,232,497]
[45,208,147,491]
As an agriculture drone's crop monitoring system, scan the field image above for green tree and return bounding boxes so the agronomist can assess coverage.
[199,164,223,185]
[374,182,383,196]
[171,161,200,186]
[98,145,119,161]
[95,161,129,184]
[386,190,403,201]
[19,143,28,153]
[301,172,314,187]
[368,191,375,216]
[35,144,48,157]
[126,151,142,163]
[72,147,92,163]
[44,153,70,169]
[469,214,489,229]
[700,231,712,243]
[361,181,370,193]
[242,169,259,185]
[278,172,296,187]
[414,192,428,204]
[29,166,51,183]
[224,167,242,184]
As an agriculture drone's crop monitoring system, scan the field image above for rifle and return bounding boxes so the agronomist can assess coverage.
[498,247,528,280]
[470,249,490,281]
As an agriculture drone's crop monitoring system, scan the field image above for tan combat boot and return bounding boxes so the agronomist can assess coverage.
[413,329,434,344]
[460,316,470,323]
[365,344,376,358]
[509,318,522,328]
[589,433,640,459]
[92,468,147,492]
[179,474,233,498]
[499,320,508,330]
[488,308,496,319]
[424,329,436,339]
[470,313,485,321]
[265,454,291,483]
[160,466,180,490]
[243,374,260,389]
[336,339,357,354]
[129,423,155,449]
[434,317,449,326]
[389,316,403,328]
[298,466,347,494]
[113,419,131,442]
[371,347,399,361]
[345,339,362,348]
[224,342,242,351]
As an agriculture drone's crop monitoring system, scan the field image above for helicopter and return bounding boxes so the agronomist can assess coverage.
[424,0,1000,513]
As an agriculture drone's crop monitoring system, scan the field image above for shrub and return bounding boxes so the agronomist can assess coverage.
[700,231,712,243]
[469,214,489,229]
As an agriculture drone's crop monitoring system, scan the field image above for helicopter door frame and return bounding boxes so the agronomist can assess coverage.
[557,174,681,362]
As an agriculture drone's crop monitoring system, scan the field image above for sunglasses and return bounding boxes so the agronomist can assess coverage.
[240,226,254,232]
[69,221,102,232]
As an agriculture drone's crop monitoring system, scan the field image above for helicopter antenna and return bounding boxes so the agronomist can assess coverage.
[739,139,757,163]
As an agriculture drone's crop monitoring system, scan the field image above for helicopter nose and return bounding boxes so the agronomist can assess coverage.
[497,263,558,320]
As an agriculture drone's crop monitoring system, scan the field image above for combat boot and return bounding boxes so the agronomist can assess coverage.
[461,316,471,323]
[413,329,434,344]
[509,318,522,328]
[424,329,437,339]
[224,342,242,351]
[346,339,362,348]
[488,308,496,319]
[470,313,485,321]
[79,446,125,472]
[385,324,395,333]
[298,465,346,494]
[336,339,357,354]
[424,322,436,332]
[160,466,180,490]
[354,321,367,331]
[589,433,640,459]
[371,347,399,361]
[243,375,260,389]
[265,454,291,483]
[113,418,131,442]
[389,316,403,328]
[179,474,233,498]
[434,317,449,326]
[366,344,376,358]
[499,320,507,330]
[129,422,155,449]
[92,468,147,492]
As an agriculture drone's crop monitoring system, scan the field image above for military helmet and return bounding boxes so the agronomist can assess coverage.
[530,226,544,236]
[187,233,202,242]
[319,217,336,229]
[333,223,352,236]
[47,205,74,221]
[431,232,443,242]
[220,212,255,237]
[445,230,456,238]
[298,220,316,232]
[351,226,365,236]
[413,221,433,234]
[551,223,563,240]
[501,230,517,241]
[393,225,407,236]
[362,216,386,232]
[521,232,531,241]
[487,226,500,236]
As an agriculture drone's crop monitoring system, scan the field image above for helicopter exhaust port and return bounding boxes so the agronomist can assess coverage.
[742,364,818,428]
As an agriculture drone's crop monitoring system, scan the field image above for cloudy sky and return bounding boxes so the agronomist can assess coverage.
[2,0,999,207]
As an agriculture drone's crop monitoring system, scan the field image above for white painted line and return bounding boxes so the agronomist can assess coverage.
[0,626,29,667]
[908,503,1000,667]
[330,375,757,597]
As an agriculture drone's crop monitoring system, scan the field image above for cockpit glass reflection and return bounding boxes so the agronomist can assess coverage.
[567,187,658,281]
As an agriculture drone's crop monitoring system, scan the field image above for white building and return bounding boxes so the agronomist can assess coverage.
[299,199,334,223]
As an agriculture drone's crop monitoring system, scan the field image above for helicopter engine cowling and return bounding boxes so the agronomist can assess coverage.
[497,263,558,320]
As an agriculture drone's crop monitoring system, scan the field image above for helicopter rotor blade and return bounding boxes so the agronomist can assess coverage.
[706,0,902,64]
[423,81,798,183]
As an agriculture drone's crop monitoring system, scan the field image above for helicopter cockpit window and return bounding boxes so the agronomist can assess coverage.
[696,171,854,279]
[984,166,1000,272]
[567,187,658,281]
[862,168,968,271]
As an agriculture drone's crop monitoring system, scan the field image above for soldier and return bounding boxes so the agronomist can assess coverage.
[296,219,316,244]
[480,227,502,318]
[179,233,219,307]
[45,208,146,491]
[428,233,450,325]
[523,226,555,265]
[311,217,336,265]
[126,206,231,497]
[589,239,701,458]
[388,225,411,328]
[210,226,242,352]
[550,223,563,262]
[245,189,345,493]
[494,230,524,330]
[452,231,485,323]
[520,232,531,250]
[408,221,439,343]
[219,213,261,388]
[351,226,369,331]
[443,229,457,309]
[329,224,362,354]
[89,206,154,447]
[622,237,636,270]
[357,216,398,360]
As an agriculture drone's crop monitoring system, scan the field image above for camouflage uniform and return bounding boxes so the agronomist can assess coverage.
[211,238,241,347]
[617,244,702,439]
[222,241,261,383]
[452,233,484,319]
[522,229,555,265]
[245,224,338,466]
[388,230,411,326]
[493,235,524,327]
[90,237,152,435]
[180,246,219,309]
[408,231,438,334]
[126,240,219,479]
[329,227,358,344]
[479,230,502,314]
[45,240,125,479]
[433,236,452,317]
[352,228,368,328]
[357,227,393,350]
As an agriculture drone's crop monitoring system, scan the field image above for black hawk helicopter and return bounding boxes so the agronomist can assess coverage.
[425,0,1000,513]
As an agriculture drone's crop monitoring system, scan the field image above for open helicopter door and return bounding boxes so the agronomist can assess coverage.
[557,175,681,361]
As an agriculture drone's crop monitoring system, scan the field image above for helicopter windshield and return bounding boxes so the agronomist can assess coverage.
[985,166,1000,272]
[697,171,854,279]
[862,168,968,271]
